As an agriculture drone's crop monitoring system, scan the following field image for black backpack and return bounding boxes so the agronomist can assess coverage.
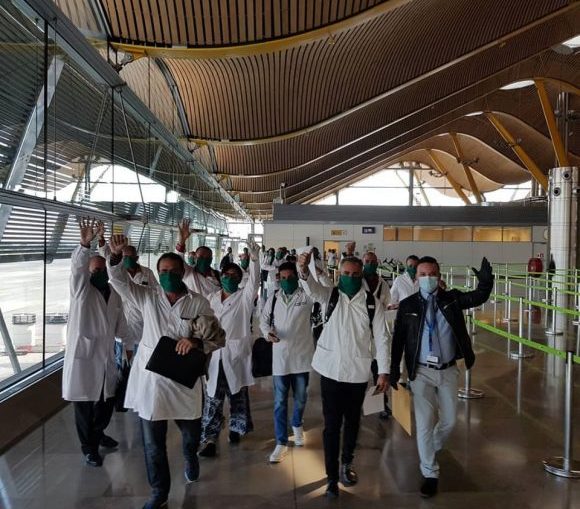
[251,291,277,378]
[312,287,376,345]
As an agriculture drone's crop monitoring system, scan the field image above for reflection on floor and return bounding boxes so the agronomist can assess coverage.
[1,326,579,509]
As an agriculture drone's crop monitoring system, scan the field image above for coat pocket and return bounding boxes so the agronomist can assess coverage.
[74,336,95,359]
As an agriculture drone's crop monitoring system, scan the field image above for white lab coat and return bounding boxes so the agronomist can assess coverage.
[364,276,393,333]
[62,245,128,402]
[239,267,250,289]
[180,255,222,295]
[206,258,260,397]
[300,274,390,383]
[390,272,419,305]
[107,260,216,421]
[261,257,282,292]
[260,288,314,376]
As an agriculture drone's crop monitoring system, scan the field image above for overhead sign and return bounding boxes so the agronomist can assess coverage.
[362,226,376,234]
[330,229,347,236]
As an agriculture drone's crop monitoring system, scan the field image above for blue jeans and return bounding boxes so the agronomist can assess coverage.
[141,418,201,501]
[273,373,309,445]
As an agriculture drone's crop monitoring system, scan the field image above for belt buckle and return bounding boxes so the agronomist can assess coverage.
[426,362,438,369]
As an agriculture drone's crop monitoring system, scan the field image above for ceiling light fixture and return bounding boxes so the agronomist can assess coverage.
[562,35,580,48]
[465,111,483,117]
[500,80,535,90]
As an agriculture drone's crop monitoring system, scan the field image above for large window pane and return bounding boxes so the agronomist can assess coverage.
[473,227,502,242]
[383,227,396,241]
[413,226,443,241]
[398,227,413,241]
[443,226,472,241]
[503,227,531,242]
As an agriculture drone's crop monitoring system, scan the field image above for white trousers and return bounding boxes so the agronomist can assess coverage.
[410,365,460,478]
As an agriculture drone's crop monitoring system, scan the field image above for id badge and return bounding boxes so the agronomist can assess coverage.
[426,354,439,364]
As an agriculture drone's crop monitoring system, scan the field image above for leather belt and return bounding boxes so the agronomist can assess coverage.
[418,360,456,371]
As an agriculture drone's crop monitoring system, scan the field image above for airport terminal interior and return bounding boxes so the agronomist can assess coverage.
[0,1,579,508]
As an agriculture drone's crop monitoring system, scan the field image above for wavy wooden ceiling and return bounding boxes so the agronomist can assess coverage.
[57,0,580,217]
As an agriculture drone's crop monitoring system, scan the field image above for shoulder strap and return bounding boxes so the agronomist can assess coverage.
[324,287,340,324]
[269,290,278,327]
[365,290,375,330]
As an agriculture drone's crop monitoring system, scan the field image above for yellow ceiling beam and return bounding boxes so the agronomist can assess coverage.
[534,79,570,167]
[449,132,483,203]
[484,112,548,191]
[109,0,413,60]
[425,149,471,205]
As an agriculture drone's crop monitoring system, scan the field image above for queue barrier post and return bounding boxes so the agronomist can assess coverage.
[509,297,533,360]
[543,350,580,478]
[546,287,564,336]
[458,312,484,400]
[502,282,517,322]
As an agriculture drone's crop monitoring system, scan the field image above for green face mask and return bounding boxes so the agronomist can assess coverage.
[338,275,363,297]
[268,254,275,264]
[90,270,109,290]
[406,266,417,280]
[186,256,196,266]
[275,251,284,260]
[240,259,249,270]
[221,275,239,294]
[363,263,378,276]
[280,276,299,295]
[159,272,184,293]
[195,258,211,273]
[123,256,138,270]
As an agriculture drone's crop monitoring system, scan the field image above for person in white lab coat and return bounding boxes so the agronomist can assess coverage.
[260,262,315,463]
[107,234,225,509]
[175,219,221,295]
[198,242,261,457]
[261,247,281,300]
[62,218,129,468]
[298,252,390,499]
[389,255,420,308]
[238,252,250,289]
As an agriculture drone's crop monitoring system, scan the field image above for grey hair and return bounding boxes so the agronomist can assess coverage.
[339,256,363,269]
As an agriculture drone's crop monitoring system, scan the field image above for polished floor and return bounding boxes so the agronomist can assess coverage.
[1,320,580,509]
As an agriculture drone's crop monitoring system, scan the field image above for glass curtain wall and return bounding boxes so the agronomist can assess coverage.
[0,2,230,391]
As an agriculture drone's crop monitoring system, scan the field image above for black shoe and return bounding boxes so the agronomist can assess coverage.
[100,435,119,449]
[420,477,438,498]
[198,442,216,458]
[340,463,358,486]
[142,497,168,509]
[185,456,200,483]
[325,480,339,498]
[228,431,241,444]
[85,452,103,467]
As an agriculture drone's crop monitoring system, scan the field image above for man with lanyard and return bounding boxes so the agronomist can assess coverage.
[260,262,315,464]
[390,256,493,498]
[389,255,420,309]
[362,251,392,419]
[198,242,261,457]
[175,219,221,295]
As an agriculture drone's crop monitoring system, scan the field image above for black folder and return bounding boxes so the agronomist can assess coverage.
[145,336,206,389]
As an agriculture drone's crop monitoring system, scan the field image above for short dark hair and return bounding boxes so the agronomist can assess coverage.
[157,252,185,272]
[222,262,243,281]
[196,245,213,256]
[340,256,363,269]
[406,255,419,263]
[417,256,440,272]
[286,255,297,263]
[278,261,298,277]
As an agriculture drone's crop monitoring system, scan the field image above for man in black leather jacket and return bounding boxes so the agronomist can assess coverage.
[390,256,493,498]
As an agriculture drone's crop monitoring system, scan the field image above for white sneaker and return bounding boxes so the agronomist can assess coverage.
[269,444,288,463]
[292,426,305,447]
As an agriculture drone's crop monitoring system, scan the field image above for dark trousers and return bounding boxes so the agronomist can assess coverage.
[320,375,367,482]
[141,418,201,500]
[371,359,389,410]
[73,394,115,455]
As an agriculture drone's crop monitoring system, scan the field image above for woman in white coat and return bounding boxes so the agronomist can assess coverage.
[62,219,129,467]
[198,242,261,457]
[107,234,224,509]
[260,262,315,463]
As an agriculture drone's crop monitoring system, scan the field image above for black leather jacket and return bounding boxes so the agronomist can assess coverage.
[390,279,492,381]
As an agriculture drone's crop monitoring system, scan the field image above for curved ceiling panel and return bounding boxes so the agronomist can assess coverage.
[99,0,397,47]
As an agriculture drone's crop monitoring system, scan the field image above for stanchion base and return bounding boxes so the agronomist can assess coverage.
[545,329,564,336]
[458,388,485,399]
[543,457,580,478]
[509,351,534,360]
[572,320,580,326]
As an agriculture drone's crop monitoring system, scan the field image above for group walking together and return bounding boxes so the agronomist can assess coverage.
[63,218,493,508]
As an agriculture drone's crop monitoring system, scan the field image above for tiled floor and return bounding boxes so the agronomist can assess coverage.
[1,319,579,509]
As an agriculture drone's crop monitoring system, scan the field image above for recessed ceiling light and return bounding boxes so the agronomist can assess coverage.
[466,111,483,117]
[562,35,580,48]
[500,80,535,90]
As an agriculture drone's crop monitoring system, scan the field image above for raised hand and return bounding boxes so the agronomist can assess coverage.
[248,240,261,261]
[78,217,97,247]
[298,252,311,273]
[472,257,493,284]
[178,218,192,245]
[95,220,106,240]
[109,234,129,255]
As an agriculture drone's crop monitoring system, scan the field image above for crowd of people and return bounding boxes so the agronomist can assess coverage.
[63,218,493,508]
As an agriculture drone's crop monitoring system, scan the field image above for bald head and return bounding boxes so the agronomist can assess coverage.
[122,245,137,257]
[89,255,106,274]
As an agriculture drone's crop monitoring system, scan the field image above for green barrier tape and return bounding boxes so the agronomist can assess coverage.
[448,285,580,317]
[507,280,580,297]
[472,319,580,364]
